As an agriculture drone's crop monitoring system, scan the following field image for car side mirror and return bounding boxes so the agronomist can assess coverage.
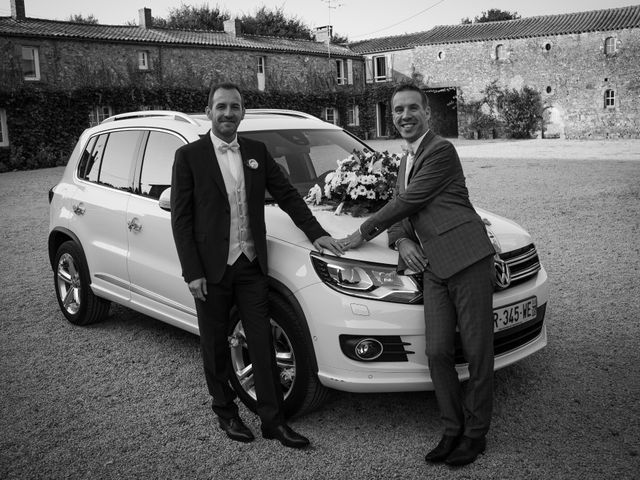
[158,187,171,211]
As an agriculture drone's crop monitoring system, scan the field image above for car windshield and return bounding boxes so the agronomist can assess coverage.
[239,129,370,197]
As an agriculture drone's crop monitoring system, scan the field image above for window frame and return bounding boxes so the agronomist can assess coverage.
[604,89,616,109]
[0,109,9,147]
[495,44,505,61]
[336,59,346,85]
[373,55,387,82]
[257,56,266,74]
[347,105,359,127]
[21,46,41,81]
[604,37,617,56]
[138,51,150,70]
[89,106,113,127]
[324,107,338,125]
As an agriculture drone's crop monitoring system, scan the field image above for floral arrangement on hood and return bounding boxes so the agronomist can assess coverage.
[305,149,401,216]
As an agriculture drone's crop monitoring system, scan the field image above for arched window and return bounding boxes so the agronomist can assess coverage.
[604,37,617,55]
[495,44,505,60]
[604,90,616,108]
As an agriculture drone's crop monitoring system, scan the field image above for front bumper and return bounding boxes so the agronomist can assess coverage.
[296,265,549,393]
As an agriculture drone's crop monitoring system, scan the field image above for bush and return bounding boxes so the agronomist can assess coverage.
[498,86,544,139]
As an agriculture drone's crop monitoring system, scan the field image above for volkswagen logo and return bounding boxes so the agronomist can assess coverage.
[494,256,512,289]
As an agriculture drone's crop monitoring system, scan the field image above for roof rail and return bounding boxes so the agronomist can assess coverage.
[246,109,319,120]
[102,110,199,125]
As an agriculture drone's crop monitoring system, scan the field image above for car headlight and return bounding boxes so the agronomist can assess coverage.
[310,252,422,304]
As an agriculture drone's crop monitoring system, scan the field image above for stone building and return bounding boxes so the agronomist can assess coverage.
[0,0,363,150]
[350,5,640,139]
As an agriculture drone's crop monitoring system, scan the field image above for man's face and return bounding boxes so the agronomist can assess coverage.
[206,88,245,143]
[392,90,430,143]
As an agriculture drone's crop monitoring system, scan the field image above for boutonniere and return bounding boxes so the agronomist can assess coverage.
[245,159,259,170]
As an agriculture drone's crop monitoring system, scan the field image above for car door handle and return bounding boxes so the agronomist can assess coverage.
[72,203,85,215]
[127,218,143,232]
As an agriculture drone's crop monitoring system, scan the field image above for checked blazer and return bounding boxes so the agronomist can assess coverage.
[171,133,329,284]
[360,130,495,278]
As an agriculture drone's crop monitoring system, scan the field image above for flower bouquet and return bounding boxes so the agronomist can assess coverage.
[305,150,401,216]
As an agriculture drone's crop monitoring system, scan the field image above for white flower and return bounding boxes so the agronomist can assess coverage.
[306,184,322,205]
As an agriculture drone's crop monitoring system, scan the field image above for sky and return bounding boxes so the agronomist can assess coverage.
[2,0,639,40]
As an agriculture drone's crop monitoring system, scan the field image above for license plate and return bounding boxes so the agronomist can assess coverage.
[493,297,537,332]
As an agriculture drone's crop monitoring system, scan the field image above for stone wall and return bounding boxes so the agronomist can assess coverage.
[413,28,640,139]
[0,37,364,94]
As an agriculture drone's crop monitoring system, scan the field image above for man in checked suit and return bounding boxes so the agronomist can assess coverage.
[340,83,496,465]
[171,82,343,449]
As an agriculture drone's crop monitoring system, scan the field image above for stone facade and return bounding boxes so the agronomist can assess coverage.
[412,29,640,139]
[0,37,364,93]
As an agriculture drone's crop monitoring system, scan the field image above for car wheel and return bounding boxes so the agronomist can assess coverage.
[228,294,329,417]
[54,240,110,325]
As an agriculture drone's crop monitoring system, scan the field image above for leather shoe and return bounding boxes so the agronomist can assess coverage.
[218,416,254,443]
[262,424,310,449]
[425,434,461,463]
[445,436,486,466]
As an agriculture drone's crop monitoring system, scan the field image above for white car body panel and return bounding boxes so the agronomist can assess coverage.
[49,109,549,397]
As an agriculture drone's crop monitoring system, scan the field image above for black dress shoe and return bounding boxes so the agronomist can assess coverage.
[425,434,461,463]
[218,416,255,443]
[262,424,310,449]
[445,436,486,466]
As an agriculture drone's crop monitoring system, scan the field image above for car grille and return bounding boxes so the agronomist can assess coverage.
[454,303,546,363]
[495,243,541,290]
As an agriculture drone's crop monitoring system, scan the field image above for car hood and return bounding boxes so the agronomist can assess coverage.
[266,205,533,265]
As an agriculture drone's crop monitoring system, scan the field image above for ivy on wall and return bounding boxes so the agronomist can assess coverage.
[0,84,401,171]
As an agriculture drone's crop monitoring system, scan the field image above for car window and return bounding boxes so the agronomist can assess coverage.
[138,131,185,199]
[78,130,140,191]
[239,129,368,194]
[98,130,141,191]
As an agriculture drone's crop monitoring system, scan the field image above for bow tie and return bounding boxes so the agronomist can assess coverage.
[401,145,414,155]
[218,142,240,153]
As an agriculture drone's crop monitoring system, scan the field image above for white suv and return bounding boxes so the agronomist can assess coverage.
[48,110,548,416]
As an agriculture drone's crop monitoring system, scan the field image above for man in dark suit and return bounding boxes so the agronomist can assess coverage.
[340,84,496,465]
[171,82,343,449]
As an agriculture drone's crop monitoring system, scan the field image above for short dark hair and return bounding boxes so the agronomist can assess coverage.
[392,83,429,109]
[208,82,244,108]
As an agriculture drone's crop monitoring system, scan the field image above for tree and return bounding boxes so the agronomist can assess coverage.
[460,9,520,24]
[332,32,349,44]
[497,86,544,139]
[68,14,99,24]
[160,4,230,30]
[240,6,313,40]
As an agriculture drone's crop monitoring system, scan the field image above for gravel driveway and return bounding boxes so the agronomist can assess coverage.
[1,139,639,479]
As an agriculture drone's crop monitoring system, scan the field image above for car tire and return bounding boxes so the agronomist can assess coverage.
[228,294,330,417]
[53,240,110,326]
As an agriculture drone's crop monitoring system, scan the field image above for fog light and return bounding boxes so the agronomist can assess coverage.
[354,338,383,360]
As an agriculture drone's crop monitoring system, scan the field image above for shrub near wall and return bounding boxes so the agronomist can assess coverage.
[0,86,347,171]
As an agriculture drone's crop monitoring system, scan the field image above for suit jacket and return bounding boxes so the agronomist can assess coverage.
[171,133,328,284]
[360,130,495,279]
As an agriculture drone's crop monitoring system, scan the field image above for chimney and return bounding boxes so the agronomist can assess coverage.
[138,7,152,28]
[224,19,242,37]
[314,25,333,45]
[11,0,26,20]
